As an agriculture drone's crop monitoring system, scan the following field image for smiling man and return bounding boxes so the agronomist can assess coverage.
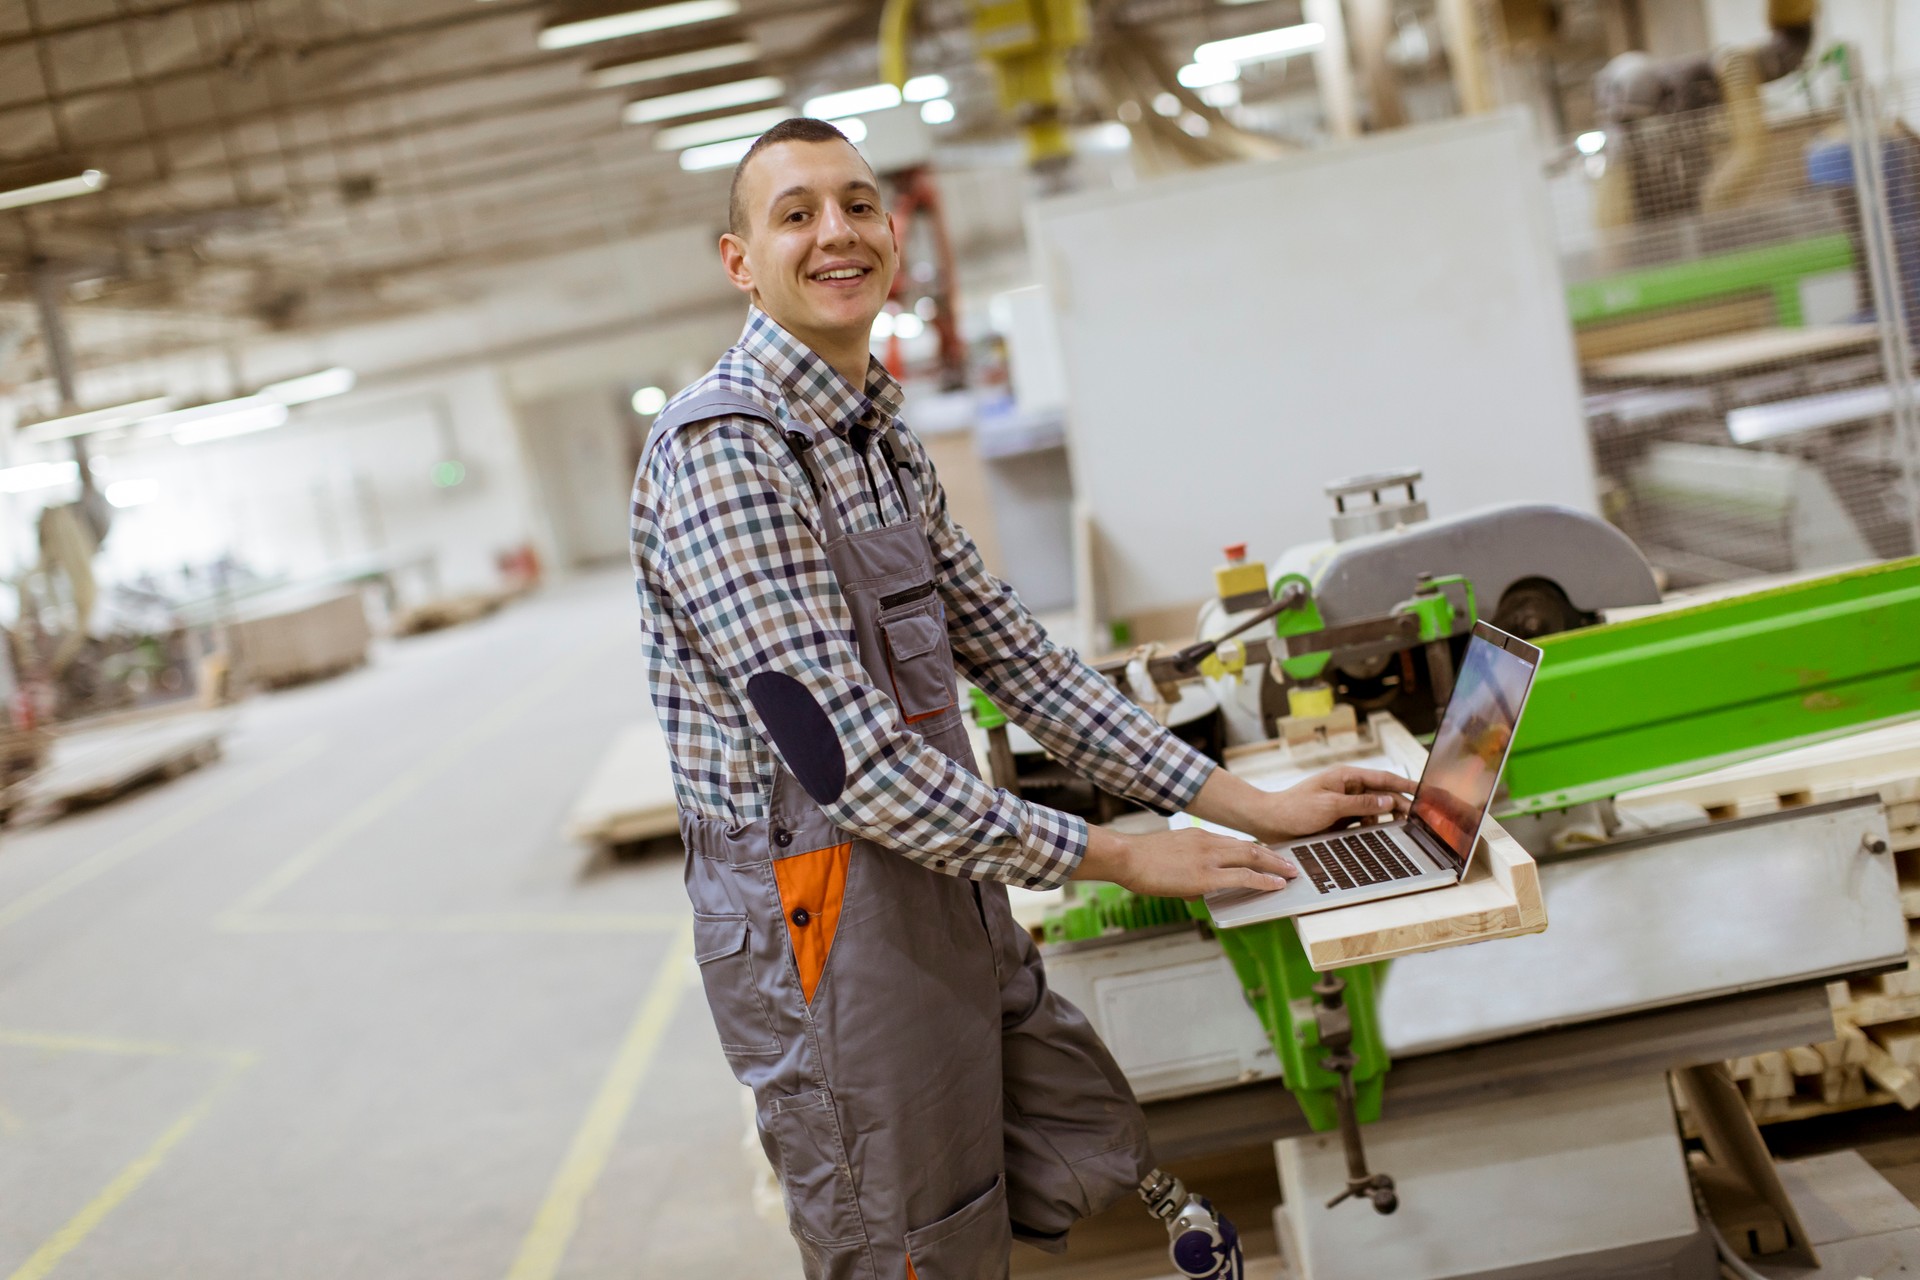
[628,117,1411,1279]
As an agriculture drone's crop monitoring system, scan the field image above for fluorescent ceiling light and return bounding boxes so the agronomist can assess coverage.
[0,461,79,494]
[919,99,955,125]
[631,386,668,415]
[625,76,785,124]
[19,395,174,443]
[680,136,758,171]
[0,167,107,212]
[1177,61,1239,88]
[1575,130,1606,155]
[836,117,868,143]
[902,75,948,103]
[538,0,737,50]
[259,366,355,405]
[105,478,159,508]
[590,41,756,89]
[138,395,272,433]
[653,107,790,150]
[804,83,901,120]
[171,403,290,445]
[1194,22,1326,65]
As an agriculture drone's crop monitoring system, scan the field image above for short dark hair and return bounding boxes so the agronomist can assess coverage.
[727,117,866,237]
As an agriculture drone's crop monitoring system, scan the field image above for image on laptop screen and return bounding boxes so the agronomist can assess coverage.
[1410,636,1537,861]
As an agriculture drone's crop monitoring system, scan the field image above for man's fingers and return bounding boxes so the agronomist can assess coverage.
[1215,839,1298,879]
[1338,791,1399,819]
[1352,769,1417,795]
[1224,865,1292,894]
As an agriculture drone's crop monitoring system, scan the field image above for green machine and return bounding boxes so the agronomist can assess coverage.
[1031,554,1920,1214]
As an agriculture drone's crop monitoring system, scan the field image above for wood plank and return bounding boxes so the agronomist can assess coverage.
[1615,718,1920,816]
[564,722,679,847]
[1866,1039,1920,1108]
[1288,715,1545,971]
[5,712,228,821]
[1582,323,1877,381]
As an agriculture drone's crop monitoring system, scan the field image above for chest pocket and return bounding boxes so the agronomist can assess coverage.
[879,588,957,725]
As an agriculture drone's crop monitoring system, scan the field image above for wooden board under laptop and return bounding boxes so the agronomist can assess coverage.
[1225,713,1546,971]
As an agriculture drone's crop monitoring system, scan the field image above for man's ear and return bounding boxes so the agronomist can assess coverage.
[718,232,754,294]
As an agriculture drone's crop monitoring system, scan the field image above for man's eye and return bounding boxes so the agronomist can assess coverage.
[785,209,808,223]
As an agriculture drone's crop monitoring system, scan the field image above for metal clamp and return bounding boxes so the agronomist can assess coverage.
[1314,973,1399,1215]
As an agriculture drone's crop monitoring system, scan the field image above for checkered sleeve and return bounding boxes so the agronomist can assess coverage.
[901,431,1220,815]
[655,417,1090,888]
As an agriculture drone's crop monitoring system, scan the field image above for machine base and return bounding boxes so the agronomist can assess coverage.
[1273,1074,1714,1280]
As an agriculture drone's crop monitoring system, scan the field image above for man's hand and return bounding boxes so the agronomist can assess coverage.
[1186,764,1417,845]
[1074,824,1299,900]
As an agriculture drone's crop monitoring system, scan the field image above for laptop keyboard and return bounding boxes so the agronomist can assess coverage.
[1293,828,1424,894]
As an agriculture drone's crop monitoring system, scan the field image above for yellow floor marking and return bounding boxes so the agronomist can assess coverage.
[223,633,626,920]
[5,1055,253,1280]
[217,912,682,935]
[504,923,692,1280]
[0,735,327,936]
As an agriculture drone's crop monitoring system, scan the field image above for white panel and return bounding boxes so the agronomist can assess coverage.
[1028,111,1597,619]
[1376,803,1906,1055]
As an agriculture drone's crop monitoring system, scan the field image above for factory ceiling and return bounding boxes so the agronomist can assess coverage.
[0,0,1353,398]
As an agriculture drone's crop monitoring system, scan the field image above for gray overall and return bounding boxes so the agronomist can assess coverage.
[645,390,1151,1279]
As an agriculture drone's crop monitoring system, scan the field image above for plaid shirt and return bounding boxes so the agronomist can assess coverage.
[629,308,1217,889]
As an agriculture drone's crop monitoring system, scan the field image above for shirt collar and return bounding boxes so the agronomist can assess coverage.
[738,307,903,439]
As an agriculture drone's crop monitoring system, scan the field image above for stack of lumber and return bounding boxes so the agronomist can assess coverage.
[564,722,679,852]
[1621,721,1920,1124]
[390,590,512,638]
[0,725,50,785]
[223,591,372,690]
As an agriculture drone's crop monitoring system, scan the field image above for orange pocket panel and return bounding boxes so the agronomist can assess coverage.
[773,842,852,1004]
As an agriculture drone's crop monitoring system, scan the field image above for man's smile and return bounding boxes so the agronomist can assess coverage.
[808,261,873,287]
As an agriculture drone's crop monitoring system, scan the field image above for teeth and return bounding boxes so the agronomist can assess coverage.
[814,267,864,280]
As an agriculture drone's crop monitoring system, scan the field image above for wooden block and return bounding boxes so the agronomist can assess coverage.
[1891,801,1920,831]
[564,722,680,847]
[1896,828,1920,854]
[1866,1039,1920,1109]
[1842,991,1920,1026]
[1880,777,1920,805]
[1787,1045,1825,1075]
[1870,1019,1920,1069]
[1828,980,1854,1010]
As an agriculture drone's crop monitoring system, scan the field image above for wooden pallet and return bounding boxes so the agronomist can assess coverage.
[391,590,511,638]
[564,722,679,852]
[1629,725,1920,1125]
[3,713,226,824]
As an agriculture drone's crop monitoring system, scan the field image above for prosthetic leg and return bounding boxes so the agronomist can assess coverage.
[1139,1170,1244,1280]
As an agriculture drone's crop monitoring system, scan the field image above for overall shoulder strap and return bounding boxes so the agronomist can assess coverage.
[876,424,924,519]
[643,385,836,534]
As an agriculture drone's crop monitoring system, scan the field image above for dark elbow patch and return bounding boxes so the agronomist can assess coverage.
[746,672,847,806]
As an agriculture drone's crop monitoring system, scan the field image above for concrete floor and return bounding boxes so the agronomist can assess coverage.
[7,568,1918,1280]
[0,571,803,1279]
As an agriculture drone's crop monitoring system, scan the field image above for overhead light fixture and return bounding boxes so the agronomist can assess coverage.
[1194,22,1326,66]
[0,460,79,494]
[653,107,790,151]
[631,386,668,415]
[538,0,737,50]
[919,99,955,125]
[680,136,759,171]
[1575,130,1606,155]
[105,478,159,508]
[169,403,290,445]
[1177,61,1239,89]
[902,75,948,103]
[590,40,757,88]
[258,366,355,405]
[804,83,901,120]
[0,162,108,213]
[625,76,785,124]
[19,395,174,443]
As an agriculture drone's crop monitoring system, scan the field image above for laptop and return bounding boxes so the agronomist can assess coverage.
[1203,621,1543,928]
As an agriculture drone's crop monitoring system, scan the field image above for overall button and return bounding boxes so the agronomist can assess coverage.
[790,907,811,927]
[772,827,793,847]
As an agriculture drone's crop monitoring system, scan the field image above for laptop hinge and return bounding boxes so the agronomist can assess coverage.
[1405,818,1465,873]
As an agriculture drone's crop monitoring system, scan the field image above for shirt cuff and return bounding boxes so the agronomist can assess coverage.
[1015,803,1089,891]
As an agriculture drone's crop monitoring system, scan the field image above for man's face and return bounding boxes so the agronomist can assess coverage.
[721,139,898,352]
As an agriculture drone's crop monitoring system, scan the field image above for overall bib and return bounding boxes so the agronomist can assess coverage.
[645,390,1152,1279]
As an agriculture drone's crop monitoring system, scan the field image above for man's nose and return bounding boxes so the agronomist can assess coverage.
[816,202,857,246]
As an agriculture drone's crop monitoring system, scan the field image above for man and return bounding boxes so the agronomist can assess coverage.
[629,116,1412,1278]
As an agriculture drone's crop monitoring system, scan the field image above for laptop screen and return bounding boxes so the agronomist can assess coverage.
[1409,627,1541,865]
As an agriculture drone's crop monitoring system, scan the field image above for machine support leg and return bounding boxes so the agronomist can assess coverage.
[1425,638,1455,709]
[1314,973,1399,1214]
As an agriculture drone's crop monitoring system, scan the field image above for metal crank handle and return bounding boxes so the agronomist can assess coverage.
[1139,1170,1246,1280]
